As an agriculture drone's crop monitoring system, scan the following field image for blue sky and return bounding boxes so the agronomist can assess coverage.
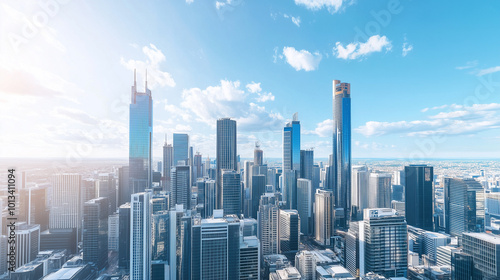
[1,0,500,160]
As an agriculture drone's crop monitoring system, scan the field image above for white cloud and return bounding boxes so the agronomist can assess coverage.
[186,0,194,3]
[282,47,322,71]
[456,60,478,70]
[334,35,392,60]
[402,42,413,57]
[307,119,333,137]
[294,0,345,13]
[356,103,500,137]
[246,82,262,93]
[120,44,175,89]
[256,92,275,102]
[477,66,500,76]
[180,80,283,131]
[284,14,301,27]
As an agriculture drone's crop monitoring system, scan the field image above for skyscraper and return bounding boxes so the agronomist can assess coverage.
[83,197,109,271]
[14,223,40,270]
[152,210,169,262]
[368,172,392,209]
[162,140,173,191]
[171,165,191,209]
[315,189,334,246]
[130,191,152,280]
[129,71,153,194]
[300,149,313,181]
[118,203,131,269]
[118,166,130,206]
[295,251,316,280]
[351,165,369,220]
[258,193,280,256]
[282,170,297,210]
[221,169,241,216]
[296,178,312,236]
[282,113,300,172]
[332,80,351,228]
[254,142,263,166]
[240,236,260,280]
[251,174,266,219]
[173,133,189,166]
[278,210,300,260]
[191,211,240,280]
[405,165,434,231]
[462,232,500,279]
[443,178,485,238]
[216,118,238,209]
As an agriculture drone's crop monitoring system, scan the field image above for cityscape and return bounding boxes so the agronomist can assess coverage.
[1,1,500,280]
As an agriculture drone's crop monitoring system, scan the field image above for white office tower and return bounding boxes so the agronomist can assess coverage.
[15,223,40,269]
[393,170,404,186]
[130,191,152,280]
[351,165,369,220]
[296,178,312,236]
[50,174,81,230]
[295,251,316,280]
[240,236,261,280]
[346,208,407,278]
[258,193,280,255]
[368,172,392,209]
[315,189,335,246]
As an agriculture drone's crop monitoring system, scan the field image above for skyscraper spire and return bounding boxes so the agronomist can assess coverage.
[145,69,148,90]
[134,68,137,86]
[164,133,167,145]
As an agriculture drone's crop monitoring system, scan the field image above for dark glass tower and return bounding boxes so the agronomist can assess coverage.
[83,197,109,271]
[173,133,189,166]
[221,170,241,216]
[404,164,434,231]
[332,80,351,228]
[216,118,238,209]
[129,70,153,195]
[162,139,173,191]
[118,203,130,269]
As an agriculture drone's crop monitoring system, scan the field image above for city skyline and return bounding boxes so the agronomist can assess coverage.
[2,1,500,160]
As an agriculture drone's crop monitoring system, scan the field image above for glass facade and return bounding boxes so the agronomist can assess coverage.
[129,79,153,194]
[405,165,434,231]
[221,170,241,216]
[173,133,189,166]
[333,80,351,229]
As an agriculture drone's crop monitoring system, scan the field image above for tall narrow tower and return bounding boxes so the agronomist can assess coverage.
[333,80,351,228]
[216,118,237,209]
[129,70,153,196]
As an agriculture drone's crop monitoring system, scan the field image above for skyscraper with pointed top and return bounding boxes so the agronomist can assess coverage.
[332,80,351,229]
[162,135,173,191]
[129,70,153,197]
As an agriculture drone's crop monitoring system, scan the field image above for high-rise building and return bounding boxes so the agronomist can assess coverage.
[451,251,473,280]
[347,208,407,278]
[83,197,109,271]
[258,193,280,256]
[118,166,130,206]
[171,165,191,209]
[129,71,153,194]
[405,165,434,231]
[162,140,173,191]
[315,189,334,246]
[251,174,266,219]
[130,191,152,280]
[254,142,263,166]
[282,170,297,210]
[221,169,242,216]
[243,160,254,217]
[200,179,217,218]
[296,178,312,236]
[368,172,392,209]
[14,223,40,269]
[173,133,189,166]
[0,235,7,275]
[191,211,240,280]
[152,210,169,262]
[118,203,131,269]
[96,173,117,214]
[194,152,203,180]
[240,236,260,280]
[18,186,49,231]
[300,149,313,181]
[351,165,369,220]
[216,118,238,209]
[50,173,81,252]
[168,205,192,280]
[108,213,119,251]
[462,232,500,279]
[443,178,485,238]
[278,210,300,260]
[332,80,351,229]
[295,251,316,280]
[282,113,300,172]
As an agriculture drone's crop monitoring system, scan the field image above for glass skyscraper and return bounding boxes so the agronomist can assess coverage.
[405,164,434,231]
[216,118,238,209]
[221,169,241,216]
[283,113,300,172]
[173,133,189,166]
[332,80,351,229]
[129,71,153,195]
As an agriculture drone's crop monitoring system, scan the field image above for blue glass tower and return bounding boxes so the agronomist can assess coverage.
[173,133,189,166]
[283,113,301,172]
[129,70,153,196]
[333,80,351,229]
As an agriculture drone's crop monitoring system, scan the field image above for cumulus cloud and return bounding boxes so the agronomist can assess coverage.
[283,47,322,71]
[283,14,301,27]
[294,0,345,13]
[180,80,283,131]
[306,119,333,137]
[334,35,392,60]
[121,44,175,89]
[246,82,262,93]
[246,82,275,102]
[356,103,500,137]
